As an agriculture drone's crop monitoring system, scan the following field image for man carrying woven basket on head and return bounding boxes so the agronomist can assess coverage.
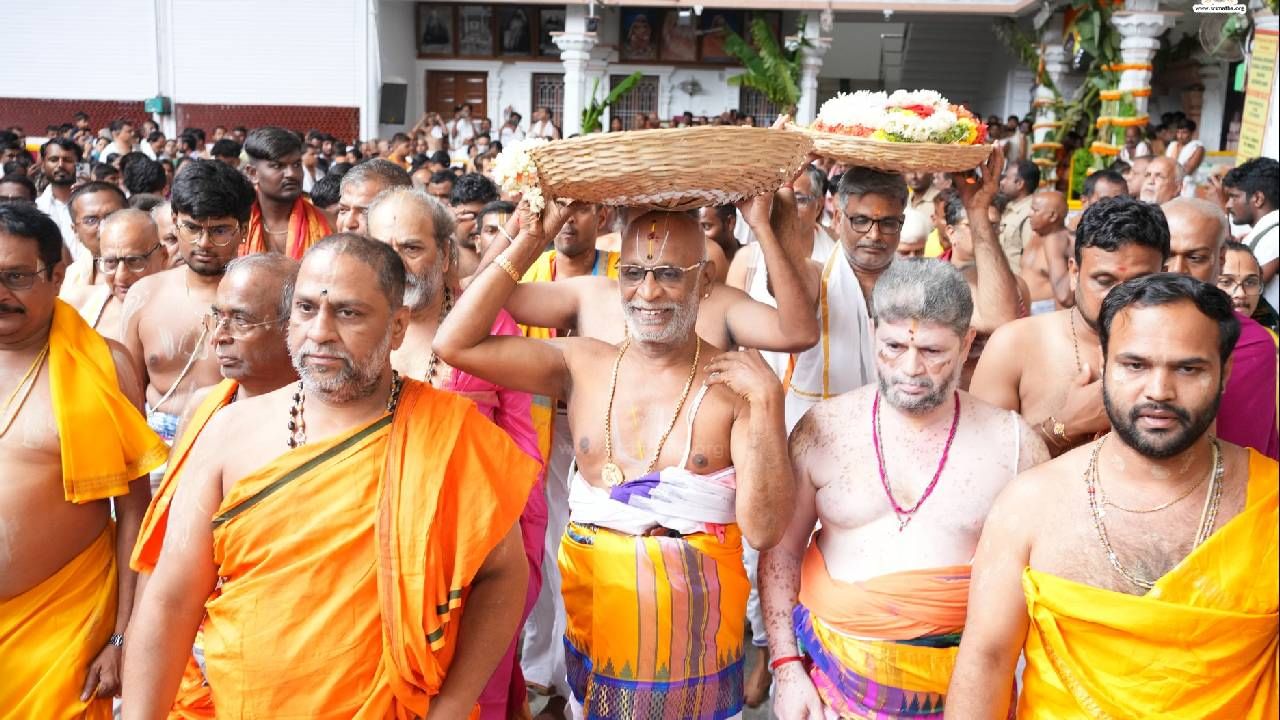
[435,202,796,720]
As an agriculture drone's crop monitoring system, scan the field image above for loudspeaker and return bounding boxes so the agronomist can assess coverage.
[379,83,408,125]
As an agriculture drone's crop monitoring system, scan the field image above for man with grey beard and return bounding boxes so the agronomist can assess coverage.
[124,233,538,718]
[762,258,1047,720]
[435,204,796,719]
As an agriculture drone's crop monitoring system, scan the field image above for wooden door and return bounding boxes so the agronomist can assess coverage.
[425,71,488,120]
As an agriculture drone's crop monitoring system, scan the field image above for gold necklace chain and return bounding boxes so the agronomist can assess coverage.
[1099,452,1210,514]
[0,343,51,437]
[600,337,702,487]
[1085,435,1224,590]
[1069,309,1082,375]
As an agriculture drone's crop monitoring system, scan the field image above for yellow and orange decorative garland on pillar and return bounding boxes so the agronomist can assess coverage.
[1089,65,1154,157]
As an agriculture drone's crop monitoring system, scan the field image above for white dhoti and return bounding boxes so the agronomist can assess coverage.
[783,250,877,431]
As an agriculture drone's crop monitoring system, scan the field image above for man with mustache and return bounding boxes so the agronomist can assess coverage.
[764,259,1048,720]
[60,181,128,290]
[972,196,1170,457]
[122,160,253,456]
[1162,197,1278,459]
[35,138,81,251]
[150,201,184,269]
[368,188,543,719]
[949,273,1278,719]
[62,209,165,340]
[336,158,412,237]
[788,150,1022,427]
[241,127,331,258]
[128,253,300,719]
[0,202,165,718]
[435,206,795,719]
[125,233,537,718]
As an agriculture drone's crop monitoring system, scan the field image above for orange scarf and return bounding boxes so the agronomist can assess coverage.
[242,196,331,258]
[49,300,167,502]
[798,540,970,640]
[131,379,239,573]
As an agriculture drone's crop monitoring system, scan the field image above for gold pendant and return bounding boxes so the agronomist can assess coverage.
[602,462,625,487]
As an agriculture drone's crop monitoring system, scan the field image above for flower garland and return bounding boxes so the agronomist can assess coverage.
[492,137,550,213]
[812,89,988,146]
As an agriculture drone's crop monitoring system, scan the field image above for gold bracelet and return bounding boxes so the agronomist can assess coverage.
[493,254,522,283]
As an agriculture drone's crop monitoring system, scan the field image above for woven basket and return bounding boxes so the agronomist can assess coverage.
[528,126,813,212]
[788,124,992,173]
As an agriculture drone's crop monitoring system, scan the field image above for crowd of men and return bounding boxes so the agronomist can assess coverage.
[0,106,1276,720]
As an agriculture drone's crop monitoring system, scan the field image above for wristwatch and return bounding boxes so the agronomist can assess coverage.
[107,634,125,648]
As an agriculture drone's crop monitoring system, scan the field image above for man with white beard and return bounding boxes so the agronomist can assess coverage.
[762,258,1048,719]
[435,205,795,719]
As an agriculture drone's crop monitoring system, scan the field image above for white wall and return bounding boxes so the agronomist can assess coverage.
[821,22,906,81]
[1,0,158,99]
[169,0,363,107]
[378,0,418,136]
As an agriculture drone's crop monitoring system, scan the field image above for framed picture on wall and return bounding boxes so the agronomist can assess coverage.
[458,5,495,57]
[699,10,743,64]
[619,8,660,62]
[659,10,698,63]
[417,4,454,56]
[538,8,565,57]
[497,6,534,57]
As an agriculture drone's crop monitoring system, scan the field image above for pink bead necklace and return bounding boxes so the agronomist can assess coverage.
[872,390,961,531]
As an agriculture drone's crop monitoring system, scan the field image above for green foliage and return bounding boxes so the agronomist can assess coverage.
[581,71,644,134]
[723,16,803,115]
[1060,0,1123,148]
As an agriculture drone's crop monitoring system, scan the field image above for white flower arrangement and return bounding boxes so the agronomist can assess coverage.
[812,88,986,146]
[491,137,549,213]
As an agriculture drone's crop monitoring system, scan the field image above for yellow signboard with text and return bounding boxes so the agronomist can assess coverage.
[1237,27,1277,161]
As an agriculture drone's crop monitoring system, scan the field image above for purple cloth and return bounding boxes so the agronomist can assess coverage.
[1218,312,1279,460]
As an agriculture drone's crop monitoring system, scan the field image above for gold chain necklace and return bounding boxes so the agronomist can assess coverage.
[1069,309,1082,375]
[0,343,51,437]
[1085,435,1224,590]
[600,337,702,487]
[1099,449,1211,514]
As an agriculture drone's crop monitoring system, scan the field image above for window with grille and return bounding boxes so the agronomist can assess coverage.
[531,73,565,131]
[738,86,781,127]
[609,74,660,131]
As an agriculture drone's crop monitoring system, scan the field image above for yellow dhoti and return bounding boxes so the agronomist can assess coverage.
[0,524,117,720]
[1019,449,1279,719]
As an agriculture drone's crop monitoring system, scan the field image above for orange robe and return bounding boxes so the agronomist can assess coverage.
[131,378,239,719]
[202,380,538,718]
[0,300,166,719]
[242,196,331,258]
[1020,449,1279,718]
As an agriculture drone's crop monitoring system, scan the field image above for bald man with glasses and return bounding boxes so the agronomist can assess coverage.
[62,209,166,341]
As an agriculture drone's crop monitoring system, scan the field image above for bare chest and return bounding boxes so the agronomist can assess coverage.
[568,369,734,486]
[1017,339,1095,421]
[0,372,61,462]
[815,431,1013,537]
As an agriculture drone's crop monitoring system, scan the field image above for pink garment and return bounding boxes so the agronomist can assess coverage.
[1218,312,1279,460]
[444,308,548,719]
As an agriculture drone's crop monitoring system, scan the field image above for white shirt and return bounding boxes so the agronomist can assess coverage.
[1244,209,1280,311]
[1119,141,1150,163]
[449,119,477,150]
[100,140,133,161]
[499,125,525,145]
[36,184,81,259]
[529,120,559,140]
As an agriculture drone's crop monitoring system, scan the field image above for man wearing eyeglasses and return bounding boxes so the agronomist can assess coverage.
[0,202,165,718]
[62,209,165,341]
[1161,197,1278,460]
[128,253,300,718]
[60,181,127,291]
[122,160,255,456]
[435,204,795,720]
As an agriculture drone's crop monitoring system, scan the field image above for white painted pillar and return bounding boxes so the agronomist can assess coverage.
[358,0,380,142]
[795,12,831,125]
[1111,9,1177,119]
[554,5,596,137]
[152,0,177,136]
[1197,59,1229,151]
